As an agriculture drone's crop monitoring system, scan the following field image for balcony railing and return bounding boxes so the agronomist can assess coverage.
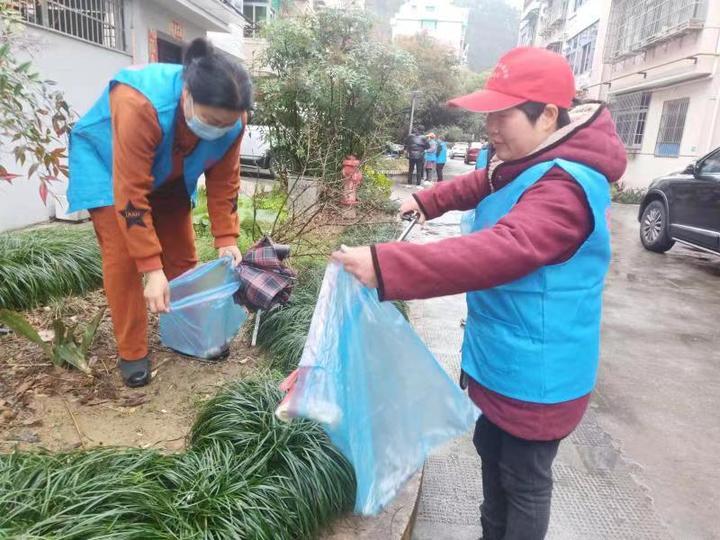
[605,0,706,62]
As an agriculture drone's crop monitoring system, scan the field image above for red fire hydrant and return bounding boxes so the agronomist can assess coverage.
[341,155,363,206]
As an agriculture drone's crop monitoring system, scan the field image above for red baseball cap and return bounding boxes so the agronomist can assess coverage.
[448,47,576,112]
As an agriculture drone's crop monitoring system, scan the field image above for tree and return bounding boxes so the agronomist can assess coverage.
[394,33,464,135]
[456,0,520,73]
[0,4,73,204]
[255,10,416,179]
[393,34,489,142]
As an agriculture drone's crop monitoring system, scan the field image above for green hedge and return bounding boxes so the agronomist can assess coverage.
[0,376,355,539]
[0,227,102,310]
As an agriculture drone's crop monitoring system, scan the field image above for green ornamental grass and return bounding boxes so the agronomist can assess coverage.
[0,227,102,310]
[0,377,355,539]
[256,222,408,374]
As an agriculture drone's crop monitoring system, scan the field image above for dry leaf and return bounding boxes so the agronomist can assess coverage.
[38,330,55,342]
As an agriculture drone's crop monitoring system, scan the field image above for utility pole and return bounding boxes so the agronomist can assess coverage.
[408,91,419,136]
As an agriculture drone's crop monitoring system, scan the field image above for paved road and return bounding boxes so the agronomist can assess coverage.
[398,158,720,539]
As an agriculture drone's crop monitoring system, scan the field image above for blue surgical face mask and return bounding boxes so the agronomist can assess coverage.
[186,97,236,141]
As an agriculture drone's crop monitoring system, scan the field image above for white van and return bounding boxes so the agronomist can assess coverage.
[240,125,273,174]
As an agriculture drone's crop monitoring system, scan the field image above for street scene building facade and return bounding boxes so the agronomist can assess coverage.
[391,0,470,61]
[518,0,720,188]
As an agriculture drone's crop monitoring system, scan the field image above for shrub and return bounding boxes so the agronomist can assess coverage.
[0,376,355,539]
[611,184,646,204]
[0,227,102,310]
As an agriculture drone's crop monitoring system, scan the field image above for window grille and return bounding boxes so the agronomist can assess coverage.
[609,91,651,150]
[10,0,125,51]
[565,22,598,76]
[655,98,689,157]
[605,0,706,62]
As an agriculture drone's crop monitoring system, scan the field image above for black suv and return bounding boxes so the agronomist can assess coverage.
[638,147,720,255]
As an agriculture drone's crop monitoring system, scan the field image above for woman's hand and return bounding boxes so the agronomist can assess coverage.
[399,197,426,224]
[218,245,243,267]
[144,270,170,313]
[331,246,378,289]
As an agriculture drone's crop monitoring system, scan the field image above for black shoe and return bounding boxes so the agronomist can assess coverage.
[119,357,151,388]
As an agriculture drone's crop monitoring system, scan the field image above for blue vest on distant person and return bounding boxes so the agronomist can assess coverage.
[424,141,437,163]
[67,63,244,212]
[475,145,489,170]
[436,141,448,164]
[460,146,490,234]
[462,159,611,403]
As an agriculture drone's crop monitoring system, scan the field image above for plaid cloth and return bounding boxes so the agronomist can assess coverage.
[234,236,296,312]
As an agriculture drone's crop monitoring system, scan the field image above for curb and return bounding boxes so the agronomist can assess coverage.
[321,467,424,540]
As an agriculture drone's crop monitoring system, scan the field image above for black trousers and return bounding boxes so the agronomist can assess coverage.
[408,157,424,185]
[436,162,445,181]
[473,415,560,540]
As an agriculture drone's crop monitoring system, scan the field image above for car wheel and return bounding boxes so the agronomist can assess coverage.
[640,200,675,253]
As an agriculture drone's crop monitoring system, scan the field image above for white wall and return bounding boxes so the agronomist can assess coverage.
[0,25,132,232]
[129,0,209,63]
[619,78,720,189]
[564,0,608,97]
[391,0,469,58]
[208,23,246,62]
[606,0,720,188]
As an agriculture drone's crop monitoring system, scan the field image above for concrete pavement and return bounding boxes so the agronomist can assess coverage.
[394,158,720,539]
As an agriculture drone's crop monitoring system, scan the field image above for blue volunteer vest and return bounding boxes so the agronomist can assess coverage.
[424,142,437,163]
[437,141,448,164]
[67,63,243,212]
[462,158,611,403]
[460,147,490,234]
[475,146,489,170]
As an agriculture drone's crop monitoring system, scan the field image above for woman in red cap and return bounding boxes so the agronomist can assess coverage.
[334,47,627,539]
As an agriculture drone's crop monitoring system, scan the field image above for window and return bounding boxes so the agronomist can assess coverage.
[606,0,706,62]
[243,2,271,38]
[571,0,588,12]
[609,91,651,150]
[699,151,720,175]
[565,22,598,75]
[426,5,436,12]
[655,98,689,157]
[547,41,563,53]
[10,0,125,51]
[421,19,438,30]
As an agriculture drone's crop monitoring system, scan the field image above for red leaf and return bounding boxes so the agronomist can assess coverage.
[0,166,21,183]
[39,182,48,205]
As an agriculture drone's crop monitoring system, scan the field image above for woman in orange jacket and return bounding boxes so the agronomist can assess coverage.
[67,38,252,387]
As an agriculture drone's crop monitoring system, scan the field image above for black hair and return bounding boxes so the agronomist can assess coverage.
[516,101,571,129]
[183,38,253,112]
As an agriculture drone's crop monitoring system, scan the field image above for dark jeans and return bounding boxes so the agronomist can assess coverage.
[425,166,433,182]
[437,162,445,181]
[473,415,560,540]
[408,157,424,185]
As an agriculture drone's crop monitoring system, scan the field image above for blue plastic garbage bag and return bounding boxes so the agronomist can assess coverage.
[276,263,478,515]
[460,209,475,234]
[159,257,248,359]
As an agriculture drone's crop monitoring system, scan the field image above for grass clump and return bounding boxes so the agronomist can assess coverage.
[0,376,355,539]
[0,226,102,310]
[255,261,326,374]
[611,184,646,204]
[257,221,408,374]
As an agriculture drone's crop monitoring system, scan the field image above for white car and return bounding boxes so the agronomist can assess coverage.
[240,125,273,174]
[450,143,468,159]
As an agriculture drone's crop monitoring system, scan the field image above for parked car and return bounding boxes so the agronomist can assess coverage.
[638,146,720,255]
[385,142,405,157]
[240,125,273,175]
[450,143,468,159]
[464,142,486,165]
